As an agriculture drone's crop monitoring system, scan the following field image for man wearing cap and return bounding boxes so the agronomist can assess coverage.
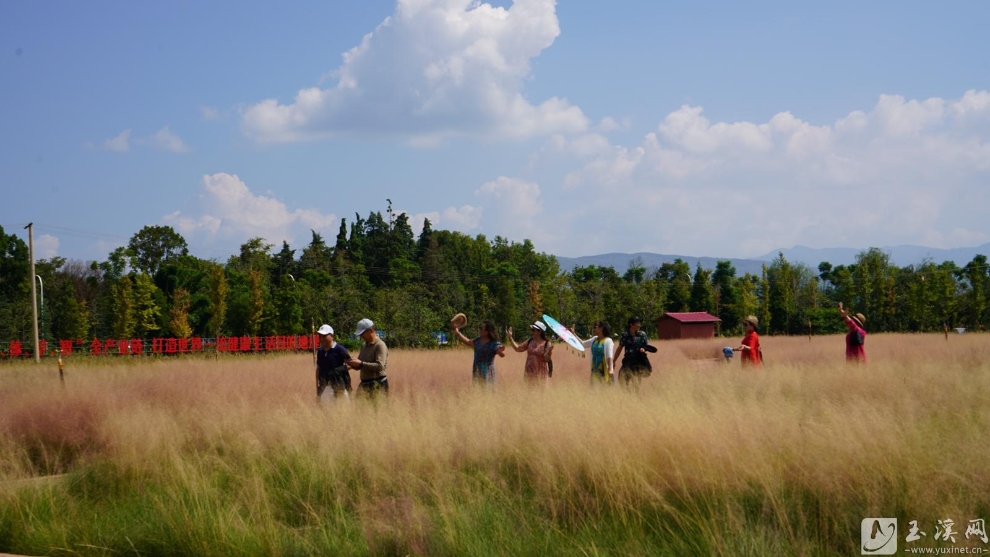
[316,324,352,400]
[346,318,389,396]
[839,302,867,363]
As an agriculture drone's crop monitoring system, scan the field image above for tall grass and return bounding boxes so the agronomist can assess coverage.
[1,334,989,555]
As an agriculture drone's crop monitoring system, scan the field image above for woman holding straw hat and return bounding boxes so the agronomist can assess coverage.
[839,302,867,363]
[451,317,505,386]
[733,316,762,367]
[507,321,554,383]
[579,320,615,384]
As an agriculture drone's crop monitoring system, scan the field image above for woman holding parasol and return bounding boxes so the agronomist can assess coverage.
[507,321,554,383]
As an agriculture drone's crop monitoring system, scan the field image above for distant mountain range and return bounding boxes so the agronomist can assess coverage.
[756,244,990,268]
[553,252,768,276]
[554,243,990,275]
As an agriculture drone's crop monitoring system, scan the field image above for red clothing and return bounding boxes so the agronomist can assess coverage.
[741,331,761,366]
[844,317,867,363]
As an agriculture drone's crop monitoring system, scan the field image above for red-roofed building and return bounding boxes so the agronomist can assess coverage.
[656,312,721,340]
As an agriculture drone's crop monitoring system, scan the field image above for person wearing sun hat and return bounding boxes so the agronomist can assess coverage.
[733,315,762,367]
[838,302,867,363]
[346,318,389,397]
[315,324,352,400]
[507,320,553,383]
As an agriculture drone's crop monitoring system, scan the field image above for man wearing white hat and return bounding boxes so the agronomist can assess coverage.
[346,318,389,397]
[316,324,352,400]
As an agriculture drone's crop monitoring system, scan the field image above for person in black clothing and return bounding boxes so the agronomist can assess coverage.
[613,316,654,388]
[316,324,352,400]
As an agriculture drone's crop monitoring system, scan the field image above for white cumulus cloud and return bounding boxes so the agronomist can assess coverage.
[137,126,192,153]
[102,129,131,152]
[36,234,59,259]
[241,0,587,144]
[163,173,337,248]
[405,205,483,236]
[531,90,990,257]
[89,127,191,154]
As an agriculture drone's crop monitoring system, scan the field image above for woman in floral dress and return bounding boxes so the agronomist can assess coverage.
[452,320,505,385]
[507,321,554,383]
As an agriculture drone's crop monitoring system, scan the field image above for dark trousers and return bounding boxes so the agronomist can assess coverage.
[358,376,389,398]
[317,366,352,398]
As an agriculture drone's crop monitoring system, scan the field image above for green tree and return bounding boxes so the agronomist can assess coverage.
[689,263,715,314]
[853,248,896,331]
[299,231,330,273]
[959,254,989,330]
[110,278,136,338]
[712,260,740,332]
[272,282,303,334]
[132,273,162,338]
[168,288,193,338]
[207,263,228,337]
[759,264,771,333]
[767,254,796,334]
[246,269,266,336]
[127,225,188,277]
[659,259,692,312]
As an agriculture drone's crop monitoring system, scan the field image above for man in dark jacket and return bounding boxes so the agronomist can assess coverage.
[316,324,352,400]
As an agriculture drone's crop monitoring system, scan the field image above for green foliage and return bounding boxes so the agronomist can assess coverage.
[110,277,135,338]
[168,288,193,338]
[207,263,228,337]
[689,263,715,315]
[712,260,741,332]
[127,225,189,276]
[132,273,162,338]
[659,259,692,312]
[5,206,990,346]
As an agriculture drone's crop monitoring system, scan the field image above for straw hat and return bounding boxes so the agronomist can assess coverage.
[449,313,467,329]
[851,313,866,327]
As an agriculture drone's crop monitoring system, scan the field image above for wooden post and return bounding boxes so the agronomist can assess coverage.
[808,320,812,341]
[57,348,65,388]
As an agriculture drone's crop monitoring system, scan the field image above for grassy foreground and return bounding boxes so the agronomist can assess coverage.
[1,334,989,556]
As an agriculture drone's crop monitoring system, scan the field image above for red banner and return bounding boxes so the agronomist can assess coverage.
[0,335,318,358]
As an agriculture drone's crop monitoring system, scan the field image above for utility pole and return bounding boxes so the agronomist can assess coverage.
[24,223,40,362]
[37,275,44,342]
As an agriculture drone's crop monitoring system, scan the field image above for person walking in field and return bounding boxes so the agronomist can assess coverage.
[579,320,615,384]
[346,318,389,397]
[733,316,762,367]
[452,320,505,386]
[316,324,352,400]
[839,302,867,363]
[613,316,653,387]
[507,321,553,383]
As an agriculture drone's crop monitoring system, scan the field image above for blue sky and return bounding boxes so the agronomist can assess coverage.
[1,0,988,262]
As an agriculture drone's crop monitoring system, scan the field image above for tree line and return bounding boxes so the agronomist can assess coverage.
[1,209,987,350]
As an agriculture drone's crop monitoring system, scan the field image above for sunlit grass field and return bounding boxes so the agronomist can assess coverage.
[2,333,989,556]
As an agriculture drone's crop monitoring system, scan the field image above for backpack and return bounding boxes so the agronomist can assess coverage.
[849,331,865,346]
